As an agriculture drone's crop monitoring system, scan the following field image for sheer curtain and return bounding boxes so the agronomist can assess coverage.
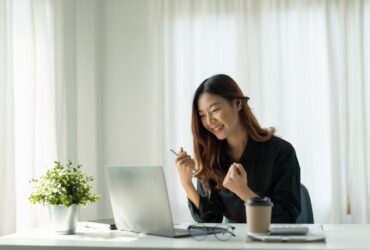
[0,0,101,235]
[0,0,57,235]
[326,0,370,223]
[154,0,370,223]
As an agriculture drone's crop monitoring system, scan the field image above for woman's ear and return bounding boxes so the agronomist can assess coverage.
[236,99,242,111]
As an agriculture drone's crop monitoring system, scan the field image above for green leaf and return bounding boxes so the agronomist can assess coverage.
[29,160,101,206]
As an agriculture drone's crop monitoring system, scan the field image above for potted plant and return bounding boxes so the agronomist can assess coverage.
[29,160,100,234]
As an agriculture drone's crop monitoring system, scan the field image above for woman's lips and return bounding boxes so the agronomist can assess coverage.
[211,124,224,133]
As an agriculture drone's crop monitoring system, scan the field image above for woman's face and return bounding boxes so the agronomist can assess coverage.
[197,92,241,140]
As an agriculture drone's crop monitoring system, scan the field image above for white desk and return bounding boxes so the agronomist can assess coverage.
[0,224,369,250]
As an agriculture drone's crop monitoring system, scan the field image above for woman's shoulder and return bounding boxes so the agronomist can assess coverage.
[270,135,293,147]
[254,135,295,154]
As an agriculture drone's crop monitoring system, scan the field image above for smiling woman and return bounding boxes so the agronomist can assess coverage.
[174,74,302,223]
[160,0,370,224]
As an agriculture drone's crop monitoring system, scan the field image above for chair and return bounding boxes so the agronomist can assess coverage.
[296,183,314,223]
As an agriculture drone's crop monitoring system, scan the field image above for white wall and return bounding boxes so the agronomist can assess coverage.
[99,0,163,218]
[102,0,161,166]
[57,0,163,220]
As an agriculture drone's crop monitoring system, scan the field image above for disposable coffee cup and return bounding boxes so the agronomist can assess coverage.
[245,197,273,234]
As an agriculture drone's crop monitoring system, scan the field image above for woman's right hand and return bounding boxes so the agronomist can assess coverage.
[175,147,195,187]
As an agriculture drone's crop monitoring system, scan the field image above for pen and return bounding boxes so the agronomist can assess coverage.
[171,148,197,175]
[170,149,178,156]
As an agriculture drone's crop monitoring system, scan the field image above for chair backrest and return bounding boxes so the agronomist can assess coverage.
[296,183,314,223]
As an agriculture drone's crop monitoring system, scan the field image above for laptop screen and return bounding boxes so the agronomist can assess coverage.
[105,166,178,237]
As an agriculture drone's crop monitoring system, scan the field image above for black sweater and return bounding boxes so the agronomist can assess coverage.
[188,136,301,223]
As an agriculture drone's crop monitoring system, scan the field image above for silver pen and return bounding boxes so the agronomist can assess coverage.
[170,149,178,156]
[171,148,197,175]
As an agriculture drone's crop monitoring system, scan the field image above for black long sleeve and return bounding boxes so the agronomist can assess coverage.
[270,141,301,222]
[188,181,224,223]
[188,136,301,223]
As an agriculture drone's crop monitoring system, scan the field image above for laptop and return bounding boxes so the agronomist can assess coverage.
[105,166,191,238]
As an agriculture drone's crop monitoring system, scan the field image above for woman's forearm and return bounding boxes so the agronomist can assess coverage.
[182,183,200,208]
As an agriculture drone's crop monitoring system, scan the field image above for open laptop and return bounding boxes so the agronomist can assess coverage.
[105,166,191,238]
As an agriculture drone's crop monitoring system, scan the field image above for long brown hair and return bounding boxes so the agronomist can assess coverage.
[191,74,275,194]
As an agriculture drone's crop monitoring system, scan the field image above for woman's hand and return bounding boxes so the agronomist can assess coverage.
[223,163,256,201]
[174,147,200,208]
[175,147,195,187]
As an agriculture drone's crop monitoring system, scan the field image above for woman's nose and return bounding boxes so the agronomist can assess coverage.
[206,114,215,126]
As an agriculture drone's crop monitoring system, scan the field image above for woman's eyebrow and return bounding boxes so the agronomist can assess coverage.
[199,102,219,113]
[208,102,220,109]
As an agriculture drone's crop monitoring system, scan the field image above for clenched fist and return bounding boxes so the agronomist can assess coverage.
[223,163,254,201]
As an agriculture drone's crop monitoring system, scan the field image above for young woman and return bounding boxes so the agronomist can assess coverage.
[174,74,301,223]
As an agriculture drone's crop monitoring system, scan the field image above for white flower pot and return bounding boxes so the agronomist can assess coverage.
[49,204,79,234]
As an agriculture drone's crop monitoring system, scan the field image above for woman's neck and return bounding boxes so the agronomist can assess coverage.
[226,126,248,161]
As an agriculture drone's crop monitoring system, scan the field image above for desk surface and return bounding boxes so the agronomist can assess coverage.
[0,224,369,250]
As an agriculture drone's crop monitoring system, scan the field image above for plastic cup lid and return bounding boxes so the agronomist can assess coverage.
[245,196,273,206]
